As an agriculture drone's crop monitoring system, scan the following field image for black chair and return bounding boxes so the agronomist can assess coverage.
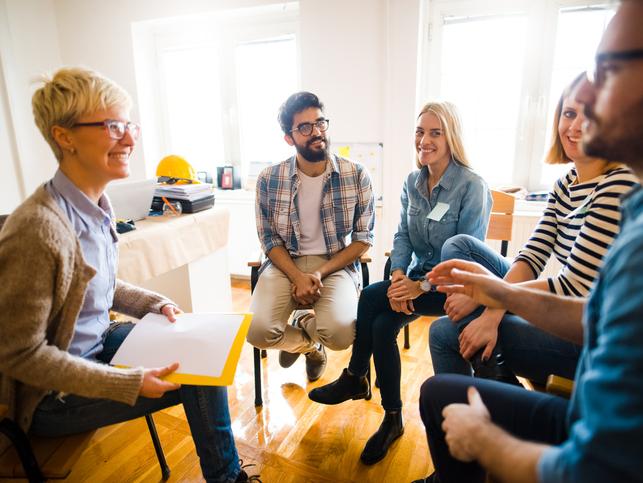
[382,252,411,350]
[0,408,170,482]
[248,254,371,407]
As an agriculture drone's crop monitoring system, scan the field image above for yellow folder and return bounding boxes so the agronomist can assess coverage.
[113,312,253,386]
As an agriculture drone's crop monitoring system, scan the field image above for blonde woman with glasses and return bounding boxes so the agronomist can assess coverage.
[0,67,254,482]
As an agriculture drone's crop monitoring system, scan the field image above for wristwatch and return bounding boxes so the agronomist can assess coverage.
[419,279,432,293]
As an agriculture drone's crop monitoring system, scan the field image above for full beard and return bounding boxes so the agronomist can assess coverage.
[296,135,330,162]
[583,97,643,164]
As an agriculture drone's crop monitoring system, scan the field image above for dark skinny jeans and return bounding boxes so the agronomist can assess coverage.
[348,279,445,411]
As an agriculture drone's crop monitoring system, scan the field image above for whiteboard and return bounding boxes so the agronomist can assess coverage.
[333,142,383,203]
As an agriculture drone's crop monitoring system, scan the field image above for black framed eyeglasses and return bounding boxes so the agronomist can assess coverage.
[587,49,643,87]
[290,119,330,136]
[72,119,141,140]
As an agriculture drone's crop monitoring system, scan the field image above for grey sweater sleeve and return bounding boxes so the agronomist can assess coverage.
[112,279,174,319]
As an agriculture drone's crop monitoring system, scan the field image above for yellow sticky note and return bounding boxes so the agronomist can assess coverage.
[338,146,351,158]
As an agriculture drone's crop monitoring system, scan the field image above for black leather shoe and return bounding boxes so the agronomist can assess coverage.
[235,459,262,482]
[308,368,370,404]
[305,344,327,381]
[278,312,313,368]
[360,411,404,465]
[470,351,521,386]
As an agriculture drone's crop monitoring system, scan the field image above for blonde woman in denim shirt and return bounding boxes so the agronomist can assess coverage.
[309,101,492,465]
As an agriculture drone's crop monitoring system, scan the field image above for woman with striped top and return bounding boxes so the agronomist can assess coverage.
[428,74,639,385]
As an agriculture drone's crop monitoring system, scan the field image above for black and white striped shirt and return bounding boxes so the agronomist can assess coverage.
[515,166,639,296]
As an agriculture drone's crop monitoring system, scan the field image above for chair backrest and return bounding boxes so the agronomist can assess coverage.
[487,190,515,257]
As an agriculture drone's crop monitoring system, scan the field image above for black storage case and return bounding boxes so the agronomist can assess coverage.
[152,194,215,213]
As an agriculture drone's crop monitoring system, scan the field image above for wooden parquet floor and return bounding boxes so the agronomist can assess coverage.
[17,280,437,483]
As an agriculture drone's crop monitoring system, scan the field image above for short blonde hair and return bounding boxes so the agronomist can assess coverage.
[32,67,132,162]
[415,101,472,169]
[544,73,585,165]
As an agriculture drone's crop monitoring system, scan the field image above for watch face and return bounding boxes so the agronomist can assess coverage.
[420,279,432,292]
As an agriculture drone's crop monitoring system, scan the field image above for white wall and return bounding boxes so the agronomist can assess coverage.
[299,0,385,142]
[0,0,62,211]
[0,53,23,213]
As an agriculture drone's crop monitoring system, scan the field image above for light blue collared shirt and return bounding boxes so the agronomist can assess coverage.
[538,185,643,482]
[45,170,118,360]
[390,161,492,279]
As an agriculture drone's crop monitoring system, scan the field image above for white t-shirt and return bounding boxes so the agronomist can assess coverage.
[297,167,327,255]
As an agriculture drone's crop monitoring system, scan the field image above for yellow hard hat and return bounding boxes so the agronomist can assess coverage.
[156,155,200,184]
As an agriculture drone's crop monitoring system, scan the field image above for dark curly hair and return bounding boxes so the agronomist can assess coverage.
[277,91,325,135]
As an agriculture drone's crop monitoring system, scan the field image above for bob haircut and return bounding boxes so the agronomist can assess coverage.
[32,67,132,162]
[544,73,586,165]
[415,101,472,170]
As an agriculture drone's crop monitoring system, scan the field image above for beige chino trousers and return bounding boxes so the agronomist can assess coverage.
[247,255,358,354]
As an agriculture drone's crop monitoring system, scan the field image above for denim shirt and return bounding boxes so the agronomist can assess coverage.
[45,170,118,360]
[390,161,492,280]
[538,185,643,483]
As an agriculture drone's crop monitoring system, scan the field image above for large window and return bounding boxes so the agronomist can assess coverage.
[236,37,298,177]
[420,0,615,190]
[133,4,299,183]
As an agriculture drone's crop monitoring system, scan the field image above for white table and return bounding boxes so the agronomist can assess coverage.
[117,207,232,313]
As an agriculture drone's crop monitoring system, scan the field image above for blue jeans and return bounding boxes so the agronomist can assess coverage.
[419,374,568,483]
[430,234,582,384]
[30,322,241,483]
[348,280,446,411]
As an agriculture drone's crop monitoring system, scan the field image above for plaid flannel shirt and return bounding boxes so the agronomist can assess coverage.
[255,154,375,289]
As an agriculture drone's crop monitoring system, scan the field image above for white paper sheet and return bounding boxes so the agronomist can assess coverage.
[111,312,245,378]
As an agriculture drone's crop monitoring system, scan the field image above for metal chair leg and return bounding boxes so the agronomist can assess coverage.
[145,414,170,481]
[254,347,263,406]
[0,418,44,483]
[361,261,370,288]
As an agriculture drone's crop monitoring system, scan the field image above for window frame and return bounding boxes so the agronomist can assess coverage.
[133,4,300,181]
[418,0,613,190]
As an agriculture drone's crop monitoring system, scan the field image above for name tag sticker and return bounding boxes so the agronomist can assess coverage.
[427,202,450,221]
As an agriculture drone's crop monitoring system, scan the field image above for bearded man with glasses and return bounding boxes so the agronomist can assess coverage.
[247,91,375,382]
[411,2,643,482]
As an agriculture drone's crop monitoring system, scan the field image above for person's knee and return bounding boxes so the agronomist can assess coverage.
[358,280,388,308]
[429,316,458,351]
[441,233,478,262]
[420,374,469,429]
[316,320,355,350]
[246,319,281,349]
[420,376,441,406]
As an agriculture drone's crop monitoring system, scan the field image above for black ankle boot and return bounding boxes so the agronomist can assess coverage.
[470,351,521,386]
[308,368,370,404]
[360,411,404,465]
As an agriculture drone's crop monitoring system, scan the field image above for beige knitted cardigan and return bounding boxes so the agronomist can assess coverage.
[0,186,171,434]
